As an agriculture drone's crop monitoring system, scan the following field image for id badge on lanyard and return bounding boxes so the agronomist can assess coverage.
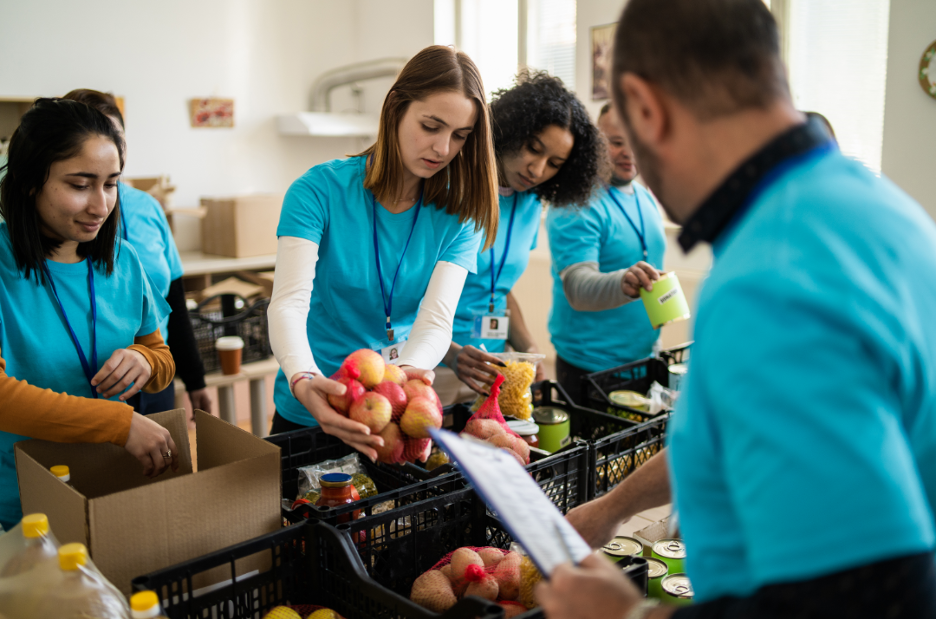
[376,338,407,364]
[471,313,510,340]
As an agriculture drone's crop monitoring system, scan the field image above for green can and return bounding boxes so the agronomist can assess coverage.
[660,573,693,606]
[651,539,686,574]
[531,407,570,453]
[601,536,643,562]
[645,557,669,599]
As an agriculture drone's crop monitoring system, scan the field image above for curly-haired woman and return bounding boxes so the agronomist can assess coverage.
[436,70,606,405]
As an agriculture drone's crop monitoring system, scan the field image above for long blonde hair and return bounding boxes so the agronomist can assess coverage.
[358,46,498,249]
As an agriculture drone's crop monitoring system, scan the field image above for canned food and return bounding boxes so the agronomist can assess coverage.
[660,573,693,606]
[531,407,571,453]
[645,557,668,599]
[609,390,650,412]
[601,536,643,559]
[667,363,688,392]
[651,539,686,574]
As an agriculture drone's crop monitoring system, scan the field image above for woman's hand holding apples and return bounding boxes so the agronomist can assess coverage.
[292,373,384,461]
[400,365,435,386]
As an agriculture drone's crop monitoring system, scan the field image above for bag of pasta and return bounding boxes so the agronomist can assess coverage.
[471,352,544,420]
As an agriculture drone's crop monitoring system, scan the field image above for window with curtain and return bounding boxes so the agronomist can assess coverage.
[525,0,576,90]
[786,0,891,172]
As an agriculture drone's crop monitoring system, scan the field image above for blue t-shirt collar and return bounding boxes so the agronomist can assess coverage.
[677,117,835,253]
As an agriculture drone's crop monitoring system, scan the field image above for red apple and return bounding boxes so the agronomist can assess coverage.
[383,364,407,386]
[327,377,366,415]
[340,349,385,389]
[349,392,392,434]
[375,422,406,464]
[400,397,443,439]
[403,380,443,413]
[373,380,408,423]
[402,437,432,463]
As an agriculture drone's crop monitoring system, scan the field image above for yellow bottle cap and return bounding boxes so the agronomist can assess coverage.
[58,543,88,571]
[21,513,49,538]
[50,465,70,481]
[130,591,160,613]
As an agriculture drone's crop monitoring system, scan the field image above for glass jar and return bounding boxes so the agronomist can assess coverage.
[316,473,364,542]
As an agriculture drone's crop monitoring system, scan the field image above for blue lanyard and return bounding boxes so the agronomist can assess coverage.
[117,184,129,242]
[372,189,423,342]
[42,260,99,399]
[488,193,518,312]
[608,185,648,262]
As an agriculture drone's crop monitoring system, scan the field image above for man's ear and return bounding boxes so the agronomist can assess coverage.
[618,73,669,149]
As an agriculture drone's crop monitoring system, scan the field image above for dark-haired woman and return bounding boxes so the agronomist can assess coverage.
[435,71,605,405]
[0,98,179,529]
[267,46,499,458]
[547,103,664,402]
[63,89,211,418]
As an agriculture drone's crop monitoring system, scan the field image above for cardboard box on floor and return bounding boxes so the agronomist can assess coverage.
[200,194,282,258]
[15,410,280,596]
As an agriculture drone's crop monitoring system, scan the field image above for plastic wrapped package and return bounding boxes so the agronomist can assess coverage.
[297,453,377,502]
[471,352,544,420]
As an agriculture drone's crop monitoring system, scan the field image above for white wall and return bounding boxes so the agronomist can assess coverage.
[881,0,936,221]
[0,0,434,211]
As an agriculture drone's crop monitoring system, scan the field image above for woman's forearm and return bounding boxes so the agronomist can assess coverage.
[396,261,467,370]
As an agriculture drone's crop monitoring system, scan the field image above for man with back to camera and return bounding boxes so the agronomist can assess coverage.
[538,0,936,617]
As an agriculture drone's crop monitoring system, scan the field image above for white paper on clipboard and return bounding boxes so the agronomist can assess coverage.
[429,428,592,577]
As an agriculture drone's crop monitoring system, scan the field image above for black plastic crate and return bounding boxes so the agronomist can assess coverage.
[659,341,692,366]
[403,402,592,514]
[311,488,650,619]
[190,294,272,373]
[266,425,466,526]
[583,357,671,423]
[131,521,309,619]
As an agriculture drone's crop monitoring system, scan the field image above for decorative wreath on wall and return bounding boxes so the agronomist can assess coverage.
[920,39,936,100]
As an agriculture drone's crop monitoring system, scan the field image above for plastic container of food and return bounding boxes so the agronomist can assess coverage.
[473,351,545,419]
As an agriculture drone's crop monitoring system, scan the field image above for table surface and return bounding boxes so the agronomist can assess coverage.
[179,251,276,276]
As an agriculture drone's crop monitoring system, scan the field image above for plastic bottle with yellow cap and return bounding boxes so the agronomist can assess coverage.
[51,465,71,486]
[32,543,129,618]
[130,590,167,619]
[0,513,59,578]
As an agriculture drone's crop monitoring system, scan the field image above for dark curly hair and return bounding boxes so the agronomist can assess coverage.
[490,70,606,207]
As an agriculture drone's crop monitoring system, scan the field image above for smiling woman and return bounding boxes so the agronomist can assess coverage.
[267,46,499,456]
[0,98,182,529]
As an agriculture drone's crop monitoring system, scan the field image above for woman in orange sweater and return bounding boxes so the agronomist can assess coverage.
[0,98,178,529]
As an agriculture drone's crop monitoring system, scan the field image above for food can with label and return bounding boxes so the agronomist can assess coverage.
[667,363,688,392]
[651,539,686,574]
[531,407,570,453]
[608,390,650,412]
[645,557,669,599]
[660,573,693,606]
[601,536,644,561]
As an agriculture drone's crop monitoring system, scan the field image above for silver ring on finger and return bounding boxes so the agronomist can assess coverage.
[162,449,172,460]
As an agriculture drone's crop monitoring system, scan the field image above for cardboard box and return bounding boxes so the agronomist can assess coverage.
[200,194,282,258]
[15,410,281,596]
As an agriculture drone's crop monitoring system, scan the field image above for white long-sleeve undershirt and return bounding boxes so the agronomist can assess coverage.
[268,236,467,393]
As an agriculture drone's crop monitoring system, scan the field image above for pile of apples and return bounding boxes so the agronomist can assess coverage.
[329,349,444,464]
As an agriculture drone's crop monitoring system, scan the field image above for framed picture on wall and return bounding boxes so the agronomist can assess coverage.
[591,23,617,100]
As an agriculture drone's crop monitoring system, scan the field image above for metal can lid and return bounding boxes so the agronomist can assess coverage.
[662,573,693,598]
[646,557,668,578]
[601,536,643,557]
[506,419,540,436]
[653,538,687,559]
[320,473,353,488]
[668,363,688,375]
[532,407,569,425]
[608,391,649,409]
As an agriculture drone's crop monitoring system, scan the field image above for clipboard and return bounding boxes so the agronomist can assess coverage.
[429,428,592,577]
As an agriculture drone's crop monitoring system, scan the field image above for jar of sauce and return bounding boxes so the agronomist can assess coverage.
[316,472,364,543]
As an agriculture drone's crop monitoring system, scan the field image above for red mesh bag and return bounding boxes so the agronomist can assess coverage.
[461,375,531,465]
[465,375,520,438]
[409,546,526,614]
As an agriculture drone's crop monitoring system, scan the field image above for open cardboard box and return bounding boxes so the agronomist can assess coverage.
[15,410,281,596]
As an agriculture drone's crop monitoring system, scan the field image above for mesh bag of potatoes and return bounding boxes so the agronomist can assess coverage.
[471,352,544,420]
[409,546,540,617]
[462,375,530,465]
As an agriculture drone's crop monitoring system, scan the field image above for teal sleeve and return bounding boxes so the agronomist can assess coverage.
[696,268,936,586]
[137,266,171,337]
[547,206,603,272]
[276,168,331,245]
[159,209,185,280]
[440,220,484,274]
[530,219,540,252]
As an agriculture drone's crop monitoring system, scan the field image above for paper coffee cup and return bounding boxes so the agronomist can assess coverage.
[216,336,245,375]
[640,272,691,329]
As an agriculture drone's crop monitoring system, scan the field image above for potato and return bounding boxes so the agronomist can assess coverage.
[411,570,457,613]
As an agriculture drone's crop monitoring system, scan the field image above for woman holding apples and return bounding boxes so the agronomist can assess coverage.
[267,45,499,459]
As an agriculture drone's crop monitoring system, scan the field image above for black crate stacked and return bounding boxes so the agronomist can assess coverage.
[189,294,272,373]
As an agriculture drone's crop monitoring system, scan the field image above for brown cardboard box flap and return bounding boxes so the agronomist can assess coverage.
[195,409,278,471]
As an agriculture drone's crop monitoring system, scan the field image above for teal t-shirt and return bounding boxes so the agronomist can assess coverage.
[546,184,666,372]
[118,183,184,340]
[0,223,169,528]
[669,145,936,602]
[449,190,541,354]
[273,156,483,426]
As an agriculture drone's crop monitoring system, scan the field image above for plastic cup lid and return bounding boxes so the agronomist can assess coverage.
[215,336,245,351]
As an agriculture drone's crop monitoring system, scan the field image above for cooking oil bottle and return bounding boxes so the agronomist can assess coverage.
[0,514,59,577]
[32,543,129,619]
[130,590,167,619]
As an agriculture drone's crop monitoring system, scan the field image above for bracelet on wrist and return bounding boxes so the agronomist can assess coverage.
[290,371,317,395]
